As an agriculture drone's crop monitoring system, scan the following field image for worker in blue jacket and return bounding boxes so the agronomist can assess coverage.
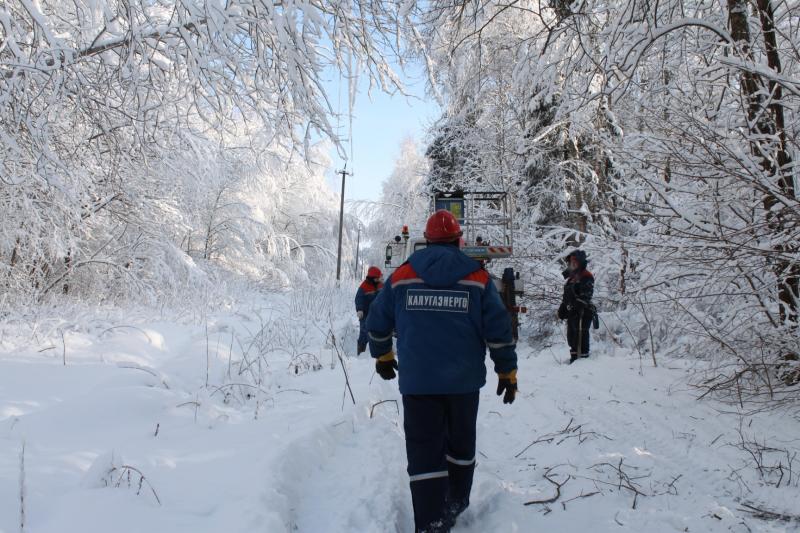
[355,266,383,354]
[367,210,517,533]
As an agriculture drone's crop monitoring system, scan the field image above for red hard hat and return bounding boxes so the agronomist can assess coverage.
[424,210,463,243]
[367,266,382,278]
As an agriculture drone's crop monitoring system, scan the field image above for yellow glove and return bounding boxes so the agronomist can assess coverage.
[376,351,397,380]
[496,369,517,404]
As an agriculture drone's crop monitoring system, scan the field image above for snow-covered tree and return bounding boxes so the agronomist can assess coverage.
[406,0,800,397]
[0,0,403,302]
[362,137,429,266]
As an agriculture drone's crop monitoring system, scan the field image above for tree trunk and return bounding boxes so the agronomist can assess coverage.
[10,238,20,267]
[728,0,798,326]
[755,0,799,326]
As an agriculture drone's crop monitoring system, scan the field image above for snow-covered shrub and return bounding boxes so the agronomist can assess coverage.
[397,0,800,408]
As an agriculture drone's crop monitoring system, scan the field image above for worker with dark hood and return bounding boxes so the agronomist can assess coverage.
[366,210,517,533]
[355,266,383,354]
[557,249,596,363]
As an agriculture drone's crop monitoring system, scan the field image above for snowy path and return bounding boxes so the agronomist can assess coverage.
[282,351,800,533]
[1,307,799,533]
[280,401,411,532]
[267,349,800,533]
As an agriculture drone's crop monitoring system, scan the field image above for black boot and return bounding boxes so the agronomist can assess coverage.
[416,519,451,533]
[357,343,366,355]
[568,353,578,364]
[443,498,468,527]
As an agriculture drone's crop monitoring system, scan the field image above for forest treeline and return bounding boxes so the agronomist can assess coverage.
[1,1,798,403]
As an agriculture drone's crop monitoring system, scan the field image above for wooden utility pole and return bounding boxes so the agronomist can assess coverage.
[335,167,352,281]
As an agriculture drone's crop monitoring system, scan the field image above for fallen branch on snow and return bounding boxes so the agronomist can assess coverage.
[524,466,570,506]
[370,399,399,419]
[738,502,800,523]
[515,417,612,458]
[587,458,649,509]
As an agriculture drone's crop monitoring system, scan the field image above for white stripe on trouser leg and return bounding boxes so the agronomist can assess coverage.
[446,455,476,466]
[409,471,449,482]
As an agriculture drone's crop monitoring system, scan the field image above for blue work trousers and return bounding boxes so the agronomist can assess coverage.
[403,392,479,532]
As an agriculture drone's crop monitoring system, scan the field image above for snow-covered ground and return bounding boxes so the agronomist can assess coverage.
[1,293,798,533]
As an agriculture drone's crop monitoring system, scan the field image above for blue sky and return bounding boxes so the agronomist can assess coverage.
[324,64,440,202]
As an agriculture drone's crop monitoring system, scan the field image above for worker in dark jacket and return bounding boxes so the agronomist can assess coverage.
[367,210,517,533]
[557,249,595,364]
[355,266,383,354]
